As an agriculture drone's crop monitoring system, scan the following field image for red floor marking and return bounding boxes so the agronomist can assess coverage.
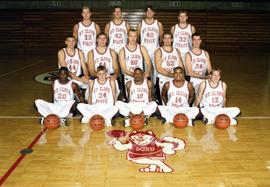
[0,127,47,186]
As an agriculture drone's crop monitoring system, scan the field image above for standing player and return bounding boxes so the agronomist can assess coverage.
[77,66,118,126]
[185,32,212,95]
[137,5,163,84]
[105,6,130,54]
[119,29,152,85]
[35,67,85,125]
[87,32,119,80]
[115,68,157,127]
[158,67,199,126]
[58,34,89,89]
[195,68,240,125]
[171,10,195,67]
[73,5,100,61]
[155,33,184,101]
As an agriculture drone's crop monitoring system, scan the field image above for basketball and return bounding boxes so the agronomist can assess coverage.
[130,115,145,130]
[89,114,105,131]
[173,113,188,128]
[44,114,60,129]
[215,114,230,129]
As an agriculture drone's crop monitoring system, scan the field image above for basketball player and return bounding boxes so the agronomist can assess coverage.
[137,5,163,84]
[115,68,157,127]
[35,67,84,125]
[104,6,130,54]
[158,67,199,126]
[87,32,119,80]
[73,5,100,61]
[185,32,212,95]
[119,29,152,85]
[171,10,195,67]
[77,66,118,126]
[58,34,89,89]
[195,68,240,125]
[155,33,184,100]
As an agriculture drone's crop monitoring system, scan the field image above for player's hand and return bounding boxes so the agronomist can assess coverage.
[81,76,89,84]
[110,76,116,81]
[108,138,117,145]
[205,75,211,79]
[144,73,150,79]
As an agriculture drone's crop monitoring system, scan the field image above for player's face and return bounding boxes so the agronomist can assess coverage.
[192,35,202,48]
[173,68,185,81]
[59,71,69,82]
[146,8,155,19]
[128,31,137,44]
[114,8,122,19]
[81,8,91,20]
[97,70,107,81]
[178,12,188,23]
[65,37,76,49]
[134,70,144,82]
[97,35,107,47]
[163,34,172,46]
[211,70,221,83]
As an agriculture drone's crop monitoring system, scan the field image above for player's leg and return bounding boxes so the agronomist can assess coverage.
[77,103,96,123]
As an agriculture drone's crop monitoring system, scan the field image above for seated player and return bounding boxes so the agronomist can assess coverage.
[195,68,240,125]
[77,65,118,126]
[158,67,199,126]
[115,68,157,127]
[35,67,85,125]
[58,34,89,89]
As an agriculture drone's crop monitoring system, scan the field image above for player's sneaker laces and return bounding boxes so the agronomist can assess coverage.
[39,117,45,126]
[60,118,68,127]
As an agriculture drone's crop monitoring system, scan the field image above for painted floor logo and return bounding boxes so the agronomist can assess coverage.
[107,130,186,173]
[34,71,58,85]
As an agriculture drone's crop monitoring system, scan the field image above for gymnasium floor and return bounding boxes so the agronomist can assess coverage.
[0,50,269,187]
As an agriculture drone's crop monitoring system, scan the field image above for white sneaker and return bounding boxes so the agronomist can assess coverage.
[124,118,130,127]
[230,118,238,126]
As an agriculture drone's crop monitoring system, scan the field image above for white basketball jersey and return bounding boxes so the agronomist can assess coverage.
[129,79,149,103]
[77,22,97,51]
[53,80,74,103]
[140,20,160,55]
[173,24,192,54]
[108,21,128,53]
[93,47,114,75]
[63,48,82,76]
[189,50,208,76]
[124,45,144,80]
[92,79,114,105]
[158,47,179,80]
[201,81,224,108]
[167,80,189,108]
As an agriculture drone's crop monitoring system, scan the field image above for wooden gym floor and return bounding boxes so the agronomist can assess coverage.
[0,50,269,187]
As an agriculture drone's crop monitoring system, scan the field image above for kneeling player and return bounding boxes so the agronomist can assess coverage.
[77,66,118,126]
[35,67,84,125]
[115,68,157,127]
[195,68,240,125]
[158,67,199,126]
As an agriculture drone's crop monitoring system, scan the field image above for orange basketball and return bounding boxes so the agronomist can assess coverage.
[89,114,105,131]
[130,115,145,130]
[173,113,188,128]
[44,114,60,129]
[215,114,230,129]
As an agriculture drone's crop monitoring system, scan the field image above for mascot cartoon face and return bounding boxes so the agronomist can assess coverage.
[129,130,156,146]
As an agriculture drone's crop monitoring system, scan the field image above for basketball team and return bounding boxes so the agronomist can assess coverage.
[34,5,240,127]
